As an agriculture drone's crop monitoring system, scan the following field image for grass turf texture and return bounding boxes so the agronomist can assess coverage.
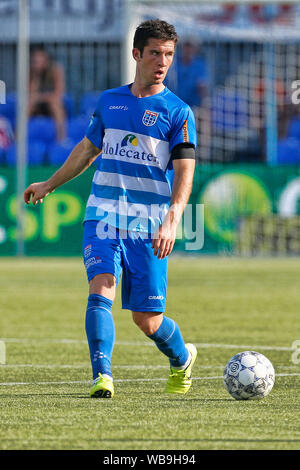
[0,256,299,450]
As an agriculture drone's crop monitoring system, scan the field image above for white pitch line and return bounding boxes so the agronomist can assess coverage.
[0,373,299,387]
[0,338,88,344]
[1,364,298,370]
[1,364,169,370]
[0,338,295,351]
[194,343,294,352]
[0,364,223,370]
[274,373,300,377]
[0,377,221,386]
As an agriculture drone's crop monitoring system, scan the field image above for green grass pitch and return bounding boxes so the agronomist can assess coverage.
[0,256,299,450]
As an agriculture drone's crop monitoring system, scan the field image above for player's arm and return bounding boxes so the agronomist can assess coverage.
[24,137,100,205]
[152,144,195,259]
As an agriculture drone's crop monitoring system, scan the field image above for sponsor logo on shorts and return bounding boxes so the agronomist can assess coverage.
[85,256,102,269]
[84,244,92,258]
[148,295,164,300]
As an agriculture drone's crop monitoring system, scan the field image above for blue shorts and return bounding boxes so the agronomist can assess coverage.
[82,220,168,312]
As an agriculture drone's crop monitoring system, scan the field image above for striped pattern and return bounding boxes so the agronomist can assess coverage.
[85,128,172,232]
[85,195,169,233]
[93,171,171,198]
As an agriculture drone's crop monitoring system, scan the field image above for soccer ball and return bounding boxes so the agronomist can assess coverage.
[223,351,275,400]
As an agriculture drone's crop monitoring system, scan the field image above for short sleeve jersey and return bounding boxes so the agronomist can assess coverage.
[85,84,197,233]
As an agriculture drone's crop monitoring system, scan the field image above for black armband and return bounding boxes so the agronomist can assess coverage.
[171,143,196,160]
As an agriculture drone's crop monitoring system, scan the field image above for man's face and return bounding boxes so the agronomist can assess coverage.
[133,38,175,86]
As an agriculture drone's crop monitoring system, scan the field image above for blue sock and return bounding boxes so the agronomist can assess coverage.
[85,293,115,380]
[147,316,189,368]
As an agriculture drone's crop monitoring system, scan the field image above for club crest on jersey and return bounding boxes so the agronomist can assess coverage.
[142,110,159,127]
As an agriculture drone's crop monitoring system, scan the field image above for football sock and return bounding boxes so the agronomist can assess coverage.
[85,293,115,380]
[147,316,190,368]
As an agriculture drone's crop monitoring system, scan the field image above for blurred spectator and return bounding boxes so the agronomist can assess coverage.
[0,115,14,150]
[275,4,294,25]
[29,47,66,141]
[249,4,294,24]
[251,61,287,155]
[166,40,209,108]
[254,73,286,110]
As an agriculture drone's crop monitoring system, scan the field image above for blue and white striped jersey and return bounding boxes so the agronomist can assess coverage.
[84,84,197,233]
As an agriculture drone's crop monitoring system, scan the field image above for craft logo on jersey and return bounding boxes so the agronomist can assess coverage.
[142,110,159,127]
[121,134,138,147]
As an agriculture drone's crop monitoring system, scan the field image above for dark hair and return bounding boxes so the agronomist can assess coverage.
[30,45,53,64]
[133,19,178,55]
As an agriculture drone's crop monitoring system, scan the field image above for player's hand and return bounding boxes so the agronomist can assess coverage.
[152,220,177,260]
[24,181,52,205]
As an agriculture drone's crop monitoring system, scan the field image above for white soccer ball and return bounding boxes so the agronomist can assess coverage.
[223,351,275,400]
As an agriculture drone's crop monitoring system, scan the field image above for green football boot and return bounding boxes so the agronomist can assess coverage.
[90,373,114,398]
[165,343,197,395]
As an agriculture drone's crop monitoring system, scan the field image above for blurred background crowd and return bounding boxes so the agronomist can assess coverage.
[2,1,300,166]
[1,0,300,256]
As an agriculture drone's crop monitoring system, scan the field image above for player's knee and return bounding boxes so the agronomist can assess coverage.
[89,273,116,297]
[132,312,163,336]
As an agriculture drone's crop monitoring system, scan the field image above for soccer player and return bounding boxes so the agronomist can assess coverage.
[24,19,197,398]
